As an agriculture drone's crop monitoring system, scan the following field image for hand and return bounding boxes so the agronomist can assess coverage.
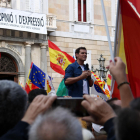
[81,95,116,125]
[21,95,57,124]
[107,57,127,85]
[87,70,91,77]
[80,71,89,79]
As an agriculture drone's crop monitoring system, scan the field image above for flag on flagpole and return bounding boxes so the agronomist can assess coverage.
[107,74,120,99]
[19,80,24,90]
[56,78,68,96]
[91,72,105,89]
[91,72,109,100]
[25,63,46,94]
[107,74,111,91]
[48,40,75,75]
[113,0,140,98]
[46,75,56,96]
[102,79,111,99]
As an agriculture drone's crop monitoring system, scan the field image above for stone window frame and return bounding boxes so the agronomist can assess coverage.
[0,47,24,76]
[71,0,93,23]
[69,0,94,34]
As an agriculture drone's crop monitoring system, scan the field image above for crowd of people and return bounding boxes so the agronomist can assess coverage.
[0,56,138,140]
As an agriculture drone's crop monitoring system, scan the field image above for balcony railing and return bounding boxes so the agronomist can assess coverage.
[46,14,57,31]
[0,0,11,8]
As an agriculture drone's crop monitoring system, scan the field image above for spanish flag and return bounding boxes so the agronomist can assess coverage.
[48,40,75,75]
[114,0,140,98]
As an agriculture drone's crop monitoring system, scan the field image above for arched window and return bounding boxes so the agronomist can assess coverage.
[0,53,17,72]
[0,52,18,82]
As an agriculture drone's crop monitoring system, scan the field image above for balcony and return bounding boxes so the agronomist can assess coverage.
[0,0,11,8]
[46,14,57,32]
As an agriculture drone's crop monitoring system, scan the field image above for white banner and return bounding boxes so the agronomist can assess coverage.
[0,8,47,34]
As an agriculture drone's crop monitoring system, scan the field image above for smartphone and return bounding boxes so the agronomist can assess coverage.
[52,97,89,117]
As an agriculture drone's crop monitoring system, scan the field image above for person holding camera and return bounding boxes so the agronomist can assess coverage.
[64,47,93,97]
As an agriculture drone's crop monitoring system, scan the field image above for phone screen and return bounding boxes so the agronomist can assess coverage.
[52,97,89,117]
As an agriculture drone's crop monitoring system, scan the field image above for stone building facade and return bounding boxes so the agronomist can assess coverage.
[0,0,117,92]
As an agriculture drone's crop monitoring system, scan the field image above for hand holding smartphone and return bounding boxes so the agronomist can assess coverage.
[52,97,89,117]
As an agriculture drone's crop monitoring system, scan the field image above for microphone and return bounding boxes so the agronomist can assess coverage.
[85,63,91,80]
[86,63,89,70]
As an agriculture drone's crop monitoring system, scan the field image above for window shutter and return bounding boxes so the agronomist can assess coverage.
[25,0,30,11]
[34,0,42,13]
[40,0,43,13]
[86,0,92,23]
[73,0,78,21]
[29,0,34,12]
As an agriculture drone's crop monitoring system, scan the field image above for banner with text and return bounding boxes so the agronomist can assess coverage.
[0,8,47,34]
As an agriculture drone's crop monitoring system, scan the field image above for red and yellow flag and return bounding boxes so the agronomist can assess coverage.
[107,74,111,91]
[25,63,44,94]
[48,40,75,75]
[114,0,140,98]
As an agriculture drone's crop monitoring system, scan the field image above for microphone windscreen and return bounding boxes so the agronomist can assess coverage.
[86,63,89,70]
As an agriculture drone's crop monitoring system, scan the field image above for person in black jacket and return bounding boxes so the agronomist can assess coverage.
[0,95,57,140]
[0,80,27,137]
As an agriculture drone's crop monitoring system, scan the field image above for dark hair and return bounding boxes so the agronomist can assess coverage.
[107,98,119,104]
[28,89,47,103]
[109,104,121,115]
[130,98,140,111]
[107,98,121,115]
[75,47,87,59]
[0,80,27,136]
[115,108,140,140]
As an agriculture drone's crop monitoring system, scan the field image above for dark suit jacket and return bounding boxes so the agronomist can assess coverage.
[0,121,29,140]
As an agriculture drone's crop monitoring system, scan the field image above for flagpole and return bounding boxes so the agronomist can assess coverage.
[100,0,117,97]
[114,0,120,57]
[110,0,121,97]
[100,0,114,61]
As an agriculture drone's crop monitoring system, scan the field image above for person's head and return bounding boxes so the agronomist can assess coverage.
[75,47,87,61]
[0,80,27,136]
[107,98,122,107]
[130,97,140,111]
[107,98,122,115]
[115,108,140,140]
[29,107,83,140]
[28,89,47,103]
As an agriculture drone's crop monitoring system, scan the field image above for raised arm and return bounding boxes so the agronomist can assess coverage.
[108,57,134,108]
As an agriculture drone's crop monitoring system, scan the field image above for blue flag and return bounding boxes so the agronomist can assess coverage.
[29,63,46,89]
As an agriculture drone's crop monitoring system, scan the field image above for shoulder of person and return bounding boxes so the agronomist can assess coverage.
[68,61,77,68]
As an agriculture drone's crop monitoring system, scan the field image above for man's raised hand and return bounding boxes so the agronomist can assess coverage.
[81,95,116,125]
